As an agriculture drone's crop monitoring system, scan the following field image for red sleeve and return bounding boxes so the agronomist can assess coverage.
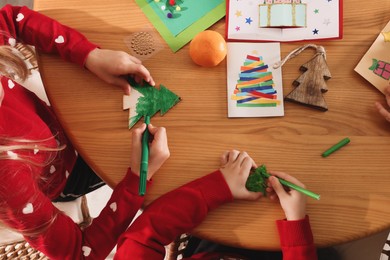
[1,166,148,259]
[114,170,233,260]
[276,216,318,260]
[0,4,98,66]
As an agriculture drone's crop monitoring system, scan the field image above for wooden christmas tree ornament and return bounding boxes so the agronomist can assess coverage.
[274,44,332,111]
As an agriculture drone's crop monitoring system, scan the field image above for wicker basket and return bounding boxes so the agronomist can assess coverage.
[0,196,91,260]
[14,42,38,74]
[0,240,48,260]
[166,233,190,260]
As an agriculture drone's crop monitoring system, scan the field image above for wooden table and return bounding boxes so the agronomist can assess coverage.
[34,0,390,250]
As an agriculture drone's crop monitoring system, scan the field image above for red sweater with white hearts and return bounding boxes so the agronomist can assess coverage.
[115,171,318,260]
[0,5,147,259]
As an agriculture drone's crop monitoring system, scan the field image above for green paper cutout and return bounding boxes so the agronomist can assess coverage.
[127,78,181,128]
[245,165,268,195]
[135,0,225,52]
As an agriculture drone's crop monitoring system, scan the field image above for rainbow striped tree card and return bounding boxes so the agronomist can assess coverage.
[227,42,284,118]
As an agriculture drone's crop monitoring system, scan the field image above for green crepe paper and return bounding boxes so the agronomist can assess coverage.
[135,0,225,52]
[127,77,181,128]
[246,164,321,200]
[245,165,268,195]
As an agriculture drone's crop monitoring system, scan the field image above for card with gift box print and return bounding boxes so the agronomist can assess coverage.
[226,0,343,42]
[355,20,390,95]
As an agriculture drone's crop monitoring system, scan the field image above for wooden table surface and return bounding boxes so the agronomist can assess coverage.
[34,0,390,250]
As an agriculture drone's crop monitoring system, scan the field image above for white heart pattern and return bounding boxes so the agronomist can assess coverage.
[54,35,65,44]
[8,79,15,89]
[8,38,16,47]
[16,13,24,22]
[7,151,18,159]
[65,170,70,179]
[110,202,117,212]
[49,165,56,174]
[82,246,91,257]
[22,203,34,214]
[33,148,39,154]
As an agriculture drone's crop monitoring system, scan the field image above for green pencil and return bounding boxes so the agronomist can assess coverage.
[139,116,150,196]
[322,137,350,157]
[262,172,321,200]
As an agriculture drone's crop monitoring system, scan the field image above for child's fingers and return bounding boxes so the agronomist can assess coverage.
[132,123,146,139]
[268,176,288,200]
[128,55,142,64]
[241,157,253,178]
[150,126,167,143]
[220,151,229,166]
[250,157,258,169]
[386,93,390,107]
[125,63,152,83]
[268,193,279,202]
[145,76,155,86]
[227,150,240,163]
[111,77,131,95]
[245,191,263,201]
[147,123,157,134]
[376,102,390,122]
[236,151,249,166]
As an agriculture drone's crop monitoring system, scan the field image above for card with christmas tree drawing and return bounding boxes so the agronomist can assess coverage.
[227,42,284,118]
[355,21,390,95]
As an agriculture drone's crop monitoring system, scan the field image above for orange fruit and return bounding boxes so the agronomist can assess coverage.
[189,30,227,67]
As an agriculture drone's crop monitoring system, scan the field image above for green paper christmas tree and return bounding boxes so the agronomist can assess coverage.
[123,78,181,128]
[246,165,268,195]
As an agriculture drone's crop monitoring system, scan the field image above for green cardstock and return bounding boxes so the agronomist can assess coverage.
[127,77,181,128]
[135,0,226,52]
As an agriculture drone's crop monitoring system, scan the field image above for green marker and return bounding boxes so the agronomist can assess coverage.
[262,172,321,200]
[322,137,350,157]
[139,116,150,196]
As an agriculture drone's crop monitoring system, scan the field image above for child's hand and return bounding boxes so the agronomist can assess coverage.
[219,150,262,200]
[266,171,306,221]
[130,123,170,180]
[85,48,155,95]
[375,85,390,122]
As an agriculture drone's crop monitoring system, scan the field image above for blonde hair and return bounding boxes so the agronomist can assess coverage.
[0,45,29,81]
[0,135,66,236]
[0,135,66,166]
[0,36,64,235]
[0,28,38,82]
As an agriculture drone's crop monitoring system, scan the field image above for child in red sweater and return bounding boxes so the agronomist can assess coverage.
[0,4,170,259]
[114,150,318,260]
